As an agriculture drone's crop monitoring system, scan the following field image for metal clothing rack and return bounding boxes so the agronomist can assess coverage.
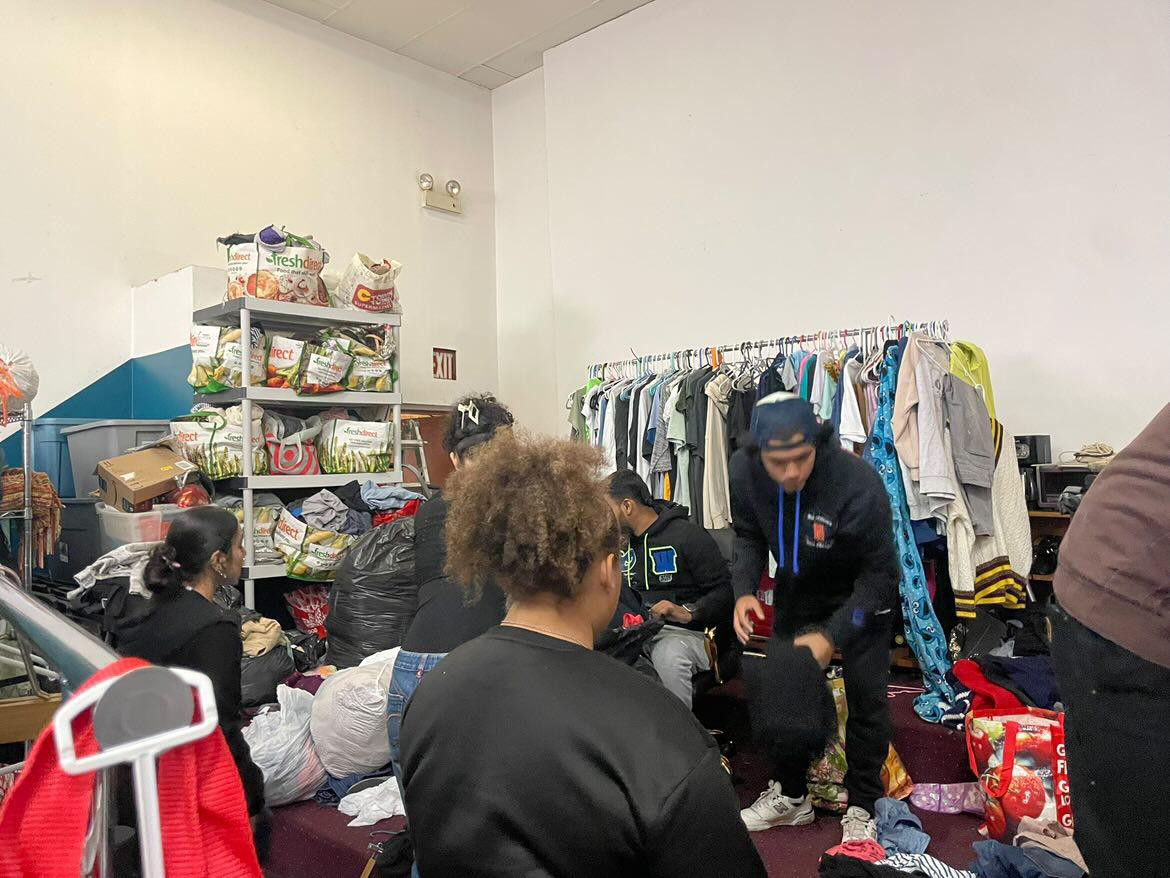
[587,317,950,377]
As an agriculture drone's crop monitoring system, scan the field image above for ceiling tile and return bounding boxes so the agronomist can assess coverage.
[261,0,339,22]
[395,0,594,75]
[324,0,474,51]
[460,65,514,89]
[483,0,654,77]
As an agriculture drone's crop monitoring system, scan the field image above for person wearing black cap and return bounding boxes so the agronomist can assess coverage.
[731,392,899,844]
[607,469,735,708]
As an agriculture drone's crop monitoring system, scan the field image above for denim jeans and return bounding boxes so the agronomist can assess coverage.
[387,649,446,793]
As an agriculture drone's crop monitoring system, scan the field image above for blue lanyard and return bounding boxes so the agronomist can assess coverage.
[776,486,801,574]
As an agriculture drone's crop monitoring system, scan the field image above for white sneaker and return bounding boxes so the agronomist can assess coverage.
[840,805,878,843]
[740,781,815,832]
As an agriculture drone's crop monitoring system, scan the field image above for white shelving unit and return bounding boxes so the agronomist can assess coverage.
[191,297,404,607]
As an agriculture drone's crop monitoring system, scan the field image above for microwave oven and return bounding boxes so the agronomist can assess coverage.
[1033,464,1093,510]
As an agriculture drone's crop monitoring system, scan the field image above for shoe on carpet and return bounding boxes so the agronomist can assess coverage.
[740,781,815,832]
[840,805,877,844]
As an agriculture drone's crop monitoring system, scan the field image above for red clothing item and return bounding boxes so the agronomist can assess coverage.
[822,840,888,863]
[373,499,421,527]
[953,658,1025,712]
[0,657,261,878]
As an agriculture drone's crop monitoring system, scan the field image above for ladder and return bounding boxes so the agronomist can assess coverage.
[400,417,433,497]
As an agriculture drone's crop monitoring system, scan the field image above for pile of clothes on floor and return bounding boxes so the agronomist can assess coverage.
[820,796,1087,877]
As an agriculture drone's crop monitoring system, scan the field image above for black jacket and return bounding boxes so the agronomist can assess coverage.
[114,588,265,816]
[401,492,508,654]
[612,502,734,636]
[730,426,899,648]
[400,626,766,878]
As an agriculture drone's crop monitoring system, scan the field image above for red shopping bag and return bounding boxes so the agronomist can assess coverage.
[966,707,1073,841]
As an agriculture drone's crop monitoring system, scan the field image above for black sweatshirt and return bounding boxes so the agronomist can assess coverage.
[729,425,899,647]
[611,501,733,635]
[401,493,508,654]
[399,626,765,878]
[115,588,265,816]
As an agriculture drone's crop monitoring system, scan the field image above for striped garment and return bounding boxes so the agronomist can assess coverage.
[880,852,976,878]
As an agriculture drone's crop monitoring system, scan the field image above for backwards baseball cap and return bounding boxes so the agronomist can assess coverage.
[750,392,819,451]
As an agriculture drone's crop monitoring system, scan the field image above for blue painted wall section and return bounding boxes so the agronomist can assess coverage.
[1,346,193,467]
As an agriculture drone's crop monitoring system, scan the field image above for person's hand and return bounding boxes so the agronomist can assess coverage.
[649,600,693,625]
[733,595,765,645]
[793,631,834,669]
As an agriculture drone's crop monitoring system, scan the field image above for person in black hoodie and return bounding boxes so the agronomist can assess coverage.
[399,432,765,878]
[731,393,898,845]
[607,470,734,707]
[114,506,268,863]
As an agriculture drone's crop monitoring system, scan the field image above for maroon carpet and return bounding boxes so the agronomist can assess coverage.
[267,671,983,878]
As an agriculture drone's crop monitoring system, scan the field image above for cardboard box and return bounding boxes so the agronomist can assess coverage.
[95,448,198,512]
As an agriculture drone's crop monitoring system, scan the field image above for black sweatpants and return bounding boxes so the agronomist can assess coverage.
[772,618,892,814]
[1050,603,1170,878]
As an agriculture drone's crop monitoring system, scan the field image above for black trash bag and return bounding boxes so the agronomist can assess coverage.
[325,519,417,669]
[241,645,296,707]
[287,630,327,671]
[746,638,836,776]
[595,618,665,682]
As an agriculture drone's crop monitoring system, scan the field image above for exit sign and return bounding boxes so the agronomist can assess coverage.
[433,347,457,380]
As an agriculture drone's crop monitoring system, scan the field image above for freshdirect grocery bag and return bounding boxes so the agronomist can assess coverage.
[317,418,394,474]
[216,493,284,562]
[188,325,266,392]
[966,707,1072,841]
[171,407,268,480]
[221,227,329,306]
[274,508,352,581]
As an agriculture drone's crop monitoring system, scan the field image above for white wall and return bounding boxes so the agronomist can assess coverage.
[492,70,560,435]
[2,0,497,430]
[521,0,1170,453]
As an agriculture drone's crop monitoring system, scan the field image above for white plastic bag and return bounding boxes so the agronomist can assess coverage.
[359,646,401,668]
[332,253,402,313]
[338,777,405,827]
[0,345,39,423]
[242,685,327,806]
[310,660,395,778]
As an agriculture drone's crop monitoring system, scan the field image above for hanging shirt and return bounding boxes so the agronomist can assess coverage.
[839,357,868,450]
[950,341,996,420]
[702,372,734,529]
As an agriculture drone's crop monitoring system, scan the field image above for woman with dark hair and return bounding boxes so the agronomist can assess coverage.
[398,432,765,878]
[386,394,514,783]
[115,506,265,828]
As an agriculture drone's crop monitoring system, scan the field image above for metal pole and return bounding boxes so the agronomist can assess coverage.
[21,404,32,588]
[131,755,166,878]
[240,306,255,609]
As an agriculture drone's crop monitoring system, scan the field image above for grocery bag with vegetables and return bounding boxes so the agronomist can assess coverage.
[274,508,353,581]
[320,325,398,393]
[317,418,395,474]
[265,335,307,389]
[218,226,330,307]
[171,406,268,480]
[188,325,267,392]
[216,493,285,563]
[291,343,352,395]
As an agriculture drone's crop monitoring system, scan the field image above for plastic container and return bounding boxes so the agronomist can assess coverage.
[94,503,191,554]
[34,498,101,584]
[61,420,172,499]
[13,418,95,497]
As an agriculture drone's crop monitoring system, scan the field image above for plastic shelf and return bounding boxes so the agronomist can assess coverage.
[242,564,287,581]
[195,388,401,408]
[193,297,402,329]
[220,470,404,490]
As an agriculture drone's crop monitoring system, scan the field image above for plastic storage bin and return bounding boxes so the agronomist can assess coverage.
[12,418,95,497]
[94,503,191,553]
[33,498,101,584]
[61,420,172,499]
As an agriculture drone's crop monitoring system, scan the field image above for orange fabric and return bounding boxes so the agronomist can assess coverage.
[0,657,261,878]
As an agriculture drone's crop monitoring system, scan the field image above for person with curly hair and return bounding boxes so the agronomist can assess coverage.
[388,394,514,788]
[398,432,765,878]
